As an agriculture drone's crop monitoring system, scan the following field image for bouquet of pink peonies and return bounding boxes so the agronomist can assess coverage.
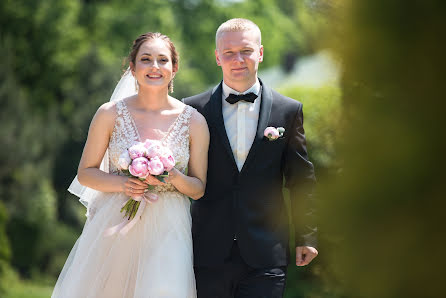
[118,139,175,218]
[105,140,175,236]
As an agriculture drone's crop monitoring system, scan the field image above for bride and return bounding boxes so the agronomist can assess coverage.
[52,32,209,298]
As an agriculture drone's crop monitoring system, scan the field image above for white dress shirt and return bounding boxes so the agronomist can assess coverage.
[222,79,262,171]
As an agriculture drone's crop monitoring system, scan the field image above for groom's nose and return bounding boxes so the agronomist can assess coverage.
[233,52,244,63]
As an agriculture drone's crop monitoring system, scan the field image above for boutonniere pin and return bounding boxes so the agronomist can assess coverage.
[264,127,285,141]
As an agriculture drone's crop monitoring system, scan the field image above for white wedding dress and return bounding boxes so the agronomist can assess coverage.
[52,100,197,298]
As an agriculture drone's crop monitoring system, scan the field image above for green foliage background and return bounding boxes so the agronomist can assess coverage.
[10,0,431,297]
[5,0,444,297]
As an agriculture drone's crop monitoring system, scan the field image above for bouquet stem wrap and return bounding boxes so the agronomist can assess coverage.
[104,192,158,236]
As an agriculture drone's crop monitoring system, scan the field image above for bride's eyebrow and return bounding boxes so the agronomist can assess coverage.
[140,53,168,58]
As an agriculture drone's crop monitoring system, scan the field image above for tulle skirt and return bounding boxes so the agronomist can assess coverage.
[52,191,196,298]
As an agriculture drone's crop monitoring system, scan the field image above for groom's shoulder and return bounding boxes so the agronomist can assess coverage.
[270,88,302,111]
[182,88,214,108]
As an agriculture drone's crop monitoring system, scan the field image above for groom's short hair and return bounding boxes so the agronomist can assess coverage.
[215,18,262,47]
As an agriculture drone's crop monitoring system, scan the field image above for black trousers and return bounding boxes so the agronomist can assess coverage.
[194,241,287,298]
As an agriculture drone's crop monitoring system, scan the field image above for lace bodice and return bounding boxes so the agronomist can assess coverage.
[108,100,195,193]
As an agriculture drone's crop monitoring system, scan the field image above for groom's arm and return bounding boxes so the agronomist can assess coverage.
[283,102,318,265]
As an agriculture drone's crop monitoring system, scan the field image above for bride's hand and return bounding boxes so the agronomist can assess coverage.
[123,177,149,197]
[164,168,179,184]
[143,174,165,186]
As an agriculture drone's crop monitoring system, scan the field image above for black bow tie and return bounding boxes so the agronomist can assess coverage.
[225,92,258,104]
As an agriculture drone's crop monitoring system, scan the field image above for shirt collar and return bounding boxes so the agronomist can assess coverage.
[222,79,261,100]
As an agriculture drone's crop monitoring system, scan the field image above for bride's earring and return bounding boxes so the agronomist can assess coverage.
[169,80,174,93]
[133,74,139,92]
[169,73,175,93]
[130,68,139,92]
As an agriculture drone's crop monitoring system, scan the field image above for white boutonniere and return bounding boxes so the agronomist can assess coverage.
[264,127,285,141]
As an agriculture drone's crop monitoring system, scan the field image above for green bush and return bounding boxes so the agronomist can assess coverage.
[317,2,446,297]
[38,222,80,278]
[280,85,341,174]
[0,201,12,295]
[0,202,11,262]
[277,85,342,297]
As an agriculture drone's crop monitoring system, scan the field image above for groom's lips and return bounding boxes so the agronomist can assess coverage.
[232,67,248,72]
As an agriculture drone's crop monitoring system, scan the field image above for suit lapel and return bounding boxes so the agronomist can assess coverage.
[240,81,273,175]
[210,83,239,171]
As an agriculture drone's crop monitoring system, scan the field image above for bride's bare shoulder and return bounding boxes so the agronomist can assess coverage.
[91,100,121,129]
[94,102,116,123]
[99,101,116,112]
[189,108,209,137]
[96,94,134,119]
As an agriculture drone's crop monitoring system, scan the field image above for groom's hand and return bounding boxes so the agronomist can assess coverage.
[296,246,318,266]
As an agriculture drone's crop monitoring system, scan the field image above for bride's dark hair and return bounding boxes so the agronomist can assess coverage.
[125,32,179,92]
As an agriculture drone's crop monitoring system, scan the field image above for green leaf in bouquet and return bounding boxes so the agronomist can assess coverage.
[155,176,165,183]
[121,169,133,177]
[155,172,169,183]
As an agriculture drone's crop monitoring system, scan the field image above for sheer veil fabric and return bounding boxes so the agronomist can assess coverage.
[68,70,137,213]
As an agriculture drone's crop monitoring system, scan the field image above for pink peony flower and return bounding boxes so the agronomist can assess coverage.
[128,143,148,159]
[128,157,149,178]
[118,151,132,170]
[160,153,175,171]
[147,156,165,175]
[264,127,280,140]
[146,142,163,159]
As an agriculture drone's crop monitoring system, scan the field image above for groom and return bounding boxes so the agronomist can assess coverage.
[184,18,317,297]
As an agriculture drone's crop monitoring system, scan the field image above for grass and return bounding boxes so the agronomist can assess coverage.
[2,272,321,298]
[4,279,53,298]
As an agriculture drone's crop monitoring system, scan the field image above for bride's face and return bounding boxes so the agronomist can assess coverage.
[131,38,176,90]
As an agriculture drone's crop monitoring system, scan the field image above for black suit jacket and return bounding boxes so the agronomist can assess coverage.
[183,80,316,268]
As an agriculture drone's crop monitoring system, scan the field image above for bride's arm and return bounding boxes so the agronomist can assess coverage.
[77,102,148,197]
[163,110,209,200]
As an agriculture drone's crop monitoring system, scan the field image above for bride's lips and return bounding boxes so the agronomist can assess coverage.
[146,73,163,79]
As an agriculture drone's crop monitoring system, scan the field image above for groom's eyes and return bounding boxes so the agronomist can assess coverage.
[223,49,253,55]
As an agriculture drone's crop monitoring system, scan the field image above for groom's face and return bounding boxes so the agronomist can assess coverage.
[215,30,263,91]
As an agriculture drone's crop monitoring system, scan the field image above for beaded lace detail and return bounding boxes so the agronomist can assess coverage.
[108,100,194,193]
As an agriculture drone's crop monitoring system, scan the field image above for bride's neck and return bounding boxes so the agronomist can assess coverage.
[136,87,170,111]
